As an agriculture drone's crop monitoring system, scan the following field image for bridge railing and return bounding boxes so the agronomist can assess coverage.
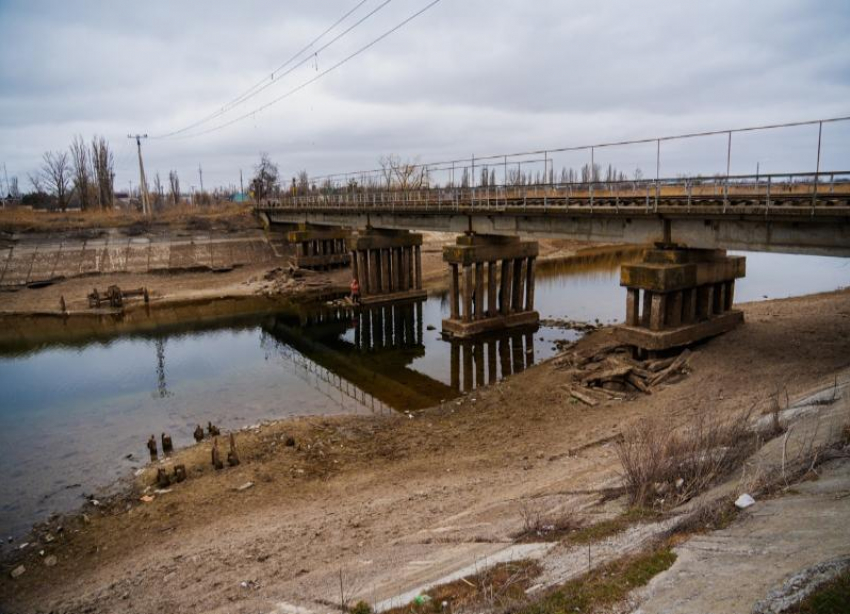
[259,170,850,214]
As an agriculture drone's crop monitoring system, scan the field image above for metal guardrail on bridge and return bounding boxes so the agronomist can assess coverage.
[257,171,850,217]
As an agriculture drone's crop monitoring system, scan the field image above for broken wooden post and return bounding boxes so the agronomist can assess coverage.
[147,435,158,462]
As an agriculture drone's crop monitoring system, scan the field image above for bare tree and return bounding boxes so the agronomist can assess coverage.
[70,135,92,210]
[251,152,279,201]
[90,136,114,209]
[168,170,181,205]
[27,171,44,193]
[41,151,71,211]
[296,170,310,194]
[153,172,164,210]
[379,154,424,191]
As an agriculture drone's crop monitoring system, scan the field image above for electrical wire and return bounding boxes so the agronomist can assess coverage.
[154,0,395,139]
[168,0,444,140]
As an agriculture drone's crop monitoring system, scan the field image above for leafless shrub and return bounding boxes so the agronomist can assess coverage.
[617,408,758,508]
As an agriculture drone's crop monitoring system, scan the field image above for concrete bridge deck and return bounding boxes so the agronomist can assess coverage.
[258,172,850,257]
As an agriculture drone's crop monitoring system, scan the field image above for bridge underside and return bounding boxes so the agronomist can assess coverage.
[263,210,850,257]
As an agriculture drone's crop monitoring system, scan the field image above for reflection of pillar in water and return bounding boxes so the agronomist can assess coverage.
[512,333,524,373]
[384,304,393,347]
[363,308,372,351]
[415,301,423,345]
[354,314,361,349]
[373,307,384,349]
[451,342,460,391]
[462,342,473,392]
[155,337,169,398]
[499,336,512,377]
[525,331,535,366]
[393,304,403,346]
[474,341,485,389]
[487,339,498,384]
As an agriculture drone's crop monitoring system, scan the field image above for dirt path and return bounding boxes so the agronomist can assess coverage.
[1,287,849,613]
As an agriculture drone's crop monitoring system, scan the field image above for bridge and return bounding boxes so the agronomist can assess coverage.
[256,117,850,352]
[259,171,850,257]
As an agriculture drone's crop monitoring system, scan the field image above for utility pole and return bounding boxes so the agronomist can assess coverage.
[239,169,244,199]
[128,134,150,216]
[198,164,204,194]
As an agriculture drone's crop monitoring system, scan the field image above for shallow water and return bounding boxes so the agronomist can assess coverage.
[0,250,847,537]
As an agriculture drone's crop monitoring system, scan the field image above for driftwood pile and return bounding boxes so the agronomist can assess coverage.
[555,345,692,406]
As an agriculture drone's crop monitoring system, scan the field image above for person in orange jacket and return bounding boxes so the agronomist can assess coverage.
[350,278,361,304]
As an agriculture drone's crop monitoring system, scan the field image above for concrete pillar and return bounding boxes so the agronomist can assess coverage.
[487,262,498,317]
[512,258,525,312]
[500,259,513,315]
[641,289,652,327]
[358,251,369,294]
[474,262,485,319]
[363,308,372,349]
[449,263,460,320]
[351,250,359,284]
[725,280,735,311]
[682,288,697,324]
[626,288,640,326]
[698,285,714,320]
[462,264,473,323]
[525,257,536,312]
[714,283,726,315]
[392,248,401,292]
[368,250,378,295]
[414,245,422,290]
[401,247,410,292]
[650,292,666,331]
[668,290,683,328]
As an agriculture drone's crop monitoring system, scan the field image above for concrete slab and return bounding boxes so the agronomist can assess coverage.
[614,310,744,350]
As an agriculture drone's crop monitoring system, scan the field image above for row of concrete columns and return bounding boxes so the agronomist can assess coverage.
[626,280,737,331]
[297,238,346,258]
[353,301,424,351]
[449,256,536,323]
[352,245,423,296]
[450,332,535,392]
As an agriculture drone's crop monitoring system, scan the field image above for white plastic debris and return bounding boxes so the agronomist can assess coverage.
[735,493,756,509]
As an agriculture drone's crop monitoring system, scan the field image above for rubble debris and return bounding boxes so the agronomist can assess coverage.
[212,438,224,470]
[88,285,149,309]
[208,422,221,437]
[735,493,756,509]
[10,565,25,579]
[173,464,187,483]
[161,433,173,455]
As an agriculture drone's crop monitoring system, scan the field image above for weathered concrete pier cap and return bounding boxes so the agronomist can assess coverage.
[287,224,351,270]
[442,234,539,338]
[615,247,746,351]
[347,229,426,306]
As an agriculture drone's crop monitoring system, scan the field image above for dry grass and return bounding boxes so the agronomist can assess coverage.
[616,408,758,509]
[383,560,541,614]
[511,544,676,614]
[0,202,254,233]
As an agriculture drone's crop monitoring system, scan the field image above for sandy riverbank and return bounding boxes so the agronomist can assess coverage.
[1,286,848,613]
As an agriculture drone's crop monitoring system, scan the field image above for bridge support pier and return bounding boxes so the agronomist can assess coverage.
[347,229,427,306]
[287,225,351,270]
[615,247,746,352]
[442,235,539,338]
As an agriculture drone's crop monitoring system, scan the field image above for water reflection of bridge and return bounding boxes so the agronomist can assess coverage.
[450,329,536,392]
[262,300,452,410]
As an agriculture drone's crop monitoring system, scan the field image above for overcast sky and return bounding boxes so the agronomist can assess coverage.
[1,0,849,192]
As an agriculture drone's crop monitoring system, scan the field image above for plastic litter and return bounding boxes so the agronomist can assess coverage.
[735,493,756,509]
[413,595,431,606]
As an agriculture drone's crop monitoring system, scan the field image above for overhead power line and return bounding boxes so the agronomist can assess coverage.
[165,0,444,140]
[154,0,396,139]
[304,114,850,184]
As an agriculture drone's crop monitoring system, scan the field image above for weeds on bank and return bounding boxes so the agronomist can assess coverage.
[512,546,676,614]
[783,568,850,614]
[616,408,759,509]
[382,560,541,614]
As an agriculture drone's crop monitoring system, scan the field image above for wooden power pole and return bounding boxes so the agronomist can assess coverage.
[128,134,151,216]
